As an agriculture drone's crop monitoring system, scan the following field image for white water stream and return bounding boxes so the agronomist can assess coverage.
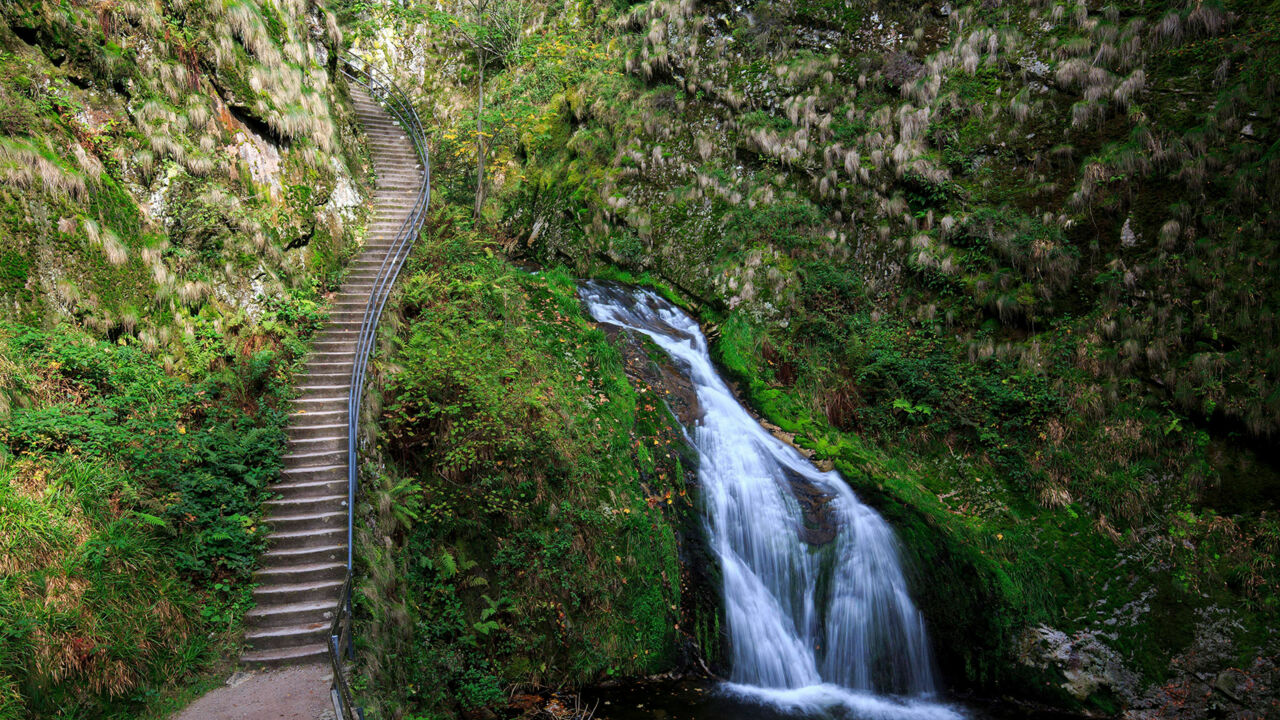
[580,282,961,719]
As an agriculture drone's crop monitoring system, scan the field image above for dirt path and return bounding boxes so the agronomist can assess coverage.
[170,663,335,720]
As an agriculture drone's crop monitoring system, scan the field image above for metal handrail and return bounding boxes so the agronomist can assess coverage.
[327,51,431,720]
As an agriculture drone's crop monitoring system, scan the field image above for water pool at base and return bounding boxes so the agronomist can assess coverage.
[583,679,1080,720]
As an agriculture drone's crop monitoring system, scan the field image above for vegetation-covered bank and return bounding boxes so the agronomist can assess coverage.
[0,299,324,717]
[346,0,1277,715]
[348,208,722,719]
[0,0,369,716]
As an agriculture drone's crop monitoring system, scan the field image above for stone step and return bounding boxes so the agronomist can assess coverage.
[242,643,328,667]
[293,392,348,404]
[312,338,358,349]
[268,526,346,551]
[287,422,348,440]
[279,463,347,480]
[260,543,346,569]
[270,477,347,500]
[288,409,349,427]
[373,201,426,209]
[333,296,384,309]
[298,371,352,383]
[244,620,330,651]
[264,492,347,515]
[329,298,377,309]
[322,314,369,326]
[343,267,398,278]
[303,360,356,372]
[291,397,349,414]
[254,577,345,603]
[244,598,336,629]
[264,510,346,535]
[281,448,348,467]
[282,435,348,456]
[329,302,374,313]
[291,383,352,396]
[315,328,367,341]
[295,383,352,394]
[254,561,347,586]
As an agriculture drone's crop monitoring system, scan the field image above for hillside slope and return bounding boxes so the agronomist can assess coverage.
[345,0,1277,715]
[0,0,371,716]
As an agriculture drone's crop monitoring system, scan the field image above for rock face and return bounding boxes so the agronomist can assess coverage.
[1020,610,1280,719]
[1018,624,1140,702]
[1123,608,1280,720]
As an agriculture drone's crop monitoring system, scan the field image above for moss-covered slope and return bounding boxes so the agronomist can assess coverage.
[0,1,373,716]
[348,208,720,718]
[345,0,1277,715]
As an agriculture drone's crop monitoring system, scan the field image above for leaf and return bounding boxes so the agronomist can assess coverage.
[134,512,167,527]
[438,550,458,578]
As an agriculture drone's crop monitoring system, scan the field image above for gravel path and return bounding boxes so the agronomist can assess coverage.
[170,664,336,720]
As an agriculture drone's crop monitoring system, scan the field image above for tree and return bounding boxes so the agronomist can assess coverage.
[444,0,529,218]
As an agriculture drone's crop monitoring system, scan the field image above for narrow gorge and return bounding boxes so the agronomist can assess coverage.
[0,0,1276,719]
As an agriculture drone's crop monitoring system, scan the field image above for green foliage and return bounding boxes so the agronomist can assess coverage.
[354,208,699,718]
[0,251,28,295]
[0,293,317,716]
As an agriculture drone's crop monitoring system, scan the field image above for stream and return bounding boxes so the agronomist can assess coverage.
[578,282,964,720]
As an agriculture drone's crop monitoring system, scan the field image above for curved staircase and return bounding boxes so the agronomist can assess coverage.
[242,83,426,666]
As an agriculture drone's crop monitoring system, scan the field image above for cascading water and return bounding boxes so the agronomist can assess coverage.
[579,281,961,719]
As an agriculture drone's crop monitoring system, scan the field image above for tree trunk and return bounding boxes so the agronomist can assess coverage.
[474,58,486,218]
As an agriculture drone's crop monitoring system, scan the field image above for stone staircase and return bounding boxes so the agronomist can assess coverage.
[241,86,424,666]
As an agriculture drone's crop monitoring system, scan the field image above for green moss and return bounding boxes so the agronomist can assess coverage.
[0,250,28,295]
[353,209,712,718]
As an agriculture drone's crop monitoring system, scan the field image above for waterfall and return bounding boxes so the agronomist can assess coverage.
[579,281,959,719]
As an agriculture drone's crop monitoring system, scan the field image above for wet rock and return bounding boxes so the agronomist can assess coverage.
[1017,625,1140,702]
[1124,607,1278,720]
[608,323,705,428]
[780,465,838,546]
